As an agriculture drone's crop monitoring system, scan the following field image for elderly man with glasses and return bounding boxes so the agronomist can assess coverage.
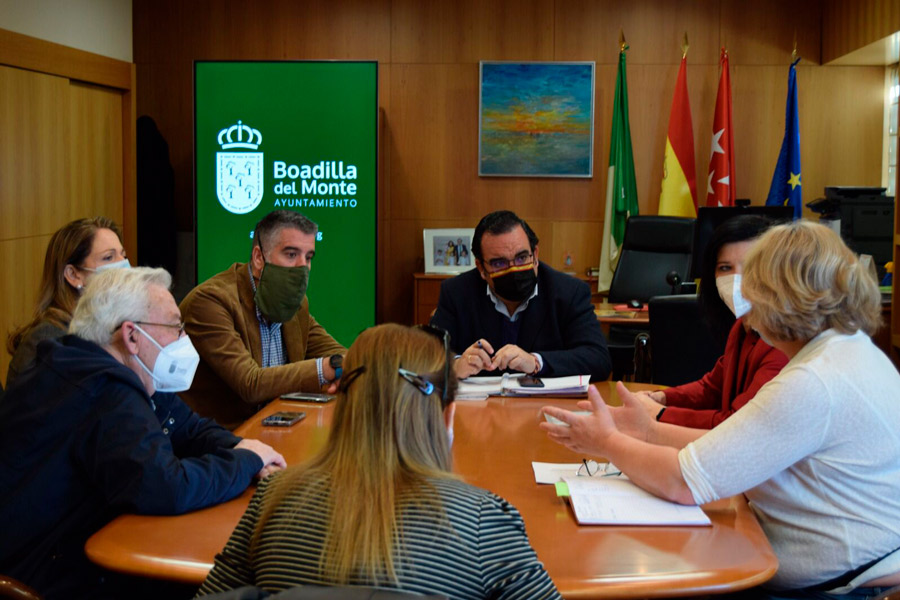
[0,267,285,599]
[430,210,611,381]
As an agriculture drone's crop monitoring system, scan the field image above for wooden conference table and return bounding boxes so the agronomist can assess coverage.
[86,382,777,598]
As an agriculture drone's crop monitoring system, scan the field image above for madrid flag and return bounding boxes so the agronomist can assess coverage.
[658,56,697,217]
[707,48,735,207]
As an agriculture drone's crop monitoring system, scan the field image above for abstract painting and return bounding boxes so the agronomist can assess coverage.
[479,62,595,177]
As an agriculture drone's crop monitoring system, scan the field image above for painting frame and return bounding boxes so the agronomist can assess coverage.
[479,61,595,178]
[424,228,477,274]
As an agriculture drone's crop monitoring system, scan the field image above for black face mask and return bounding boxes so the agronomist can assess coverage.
[490,265,537,303]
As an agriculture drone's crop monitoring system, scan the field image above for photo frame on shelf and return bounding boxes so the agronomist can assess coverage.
[424,228,476,274]
[479,61,595,177]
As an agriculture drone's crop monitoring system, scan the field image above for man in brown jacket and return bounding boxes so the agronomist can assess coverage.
[180,210,346,429]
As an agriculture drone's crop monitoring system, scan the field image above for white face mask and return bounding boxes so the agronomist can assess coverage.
[133,324,200,393]
[716,273,752,318]
[84,258,131,272]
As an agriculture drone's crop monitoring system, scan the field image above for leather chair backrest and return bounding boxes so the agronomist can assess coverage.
[648,294,724,386]
[608,216,695,304]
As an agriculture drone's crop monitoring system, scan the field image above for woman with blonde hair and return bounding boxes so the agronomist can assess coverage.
[6,216,127,386]
[542,221,900,598]
[199,323,559,599]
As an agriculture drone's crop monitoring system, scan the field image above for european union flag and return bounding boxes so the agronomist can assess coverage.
[766,57,802,220]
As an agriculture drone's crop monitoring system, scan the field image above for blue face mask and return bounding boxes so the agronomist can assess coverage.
[83,258,131,272]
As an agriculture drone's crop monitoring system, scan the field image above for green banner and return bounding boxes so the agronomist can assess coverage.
[195,61,377,346]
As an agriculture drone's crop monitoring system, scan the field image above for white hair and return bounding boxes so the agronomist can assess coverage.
[69,267,173,345]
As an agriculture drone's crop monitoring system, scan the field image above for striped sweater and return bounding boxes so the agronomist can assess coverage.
[198,474,560,599]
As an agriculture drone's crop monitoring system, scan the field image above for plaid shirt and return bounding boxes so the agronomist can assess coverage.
[248,264,286,368]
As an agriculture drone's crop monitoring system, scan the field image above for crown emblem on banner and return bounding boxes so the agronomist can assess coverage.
[217,120,262,150]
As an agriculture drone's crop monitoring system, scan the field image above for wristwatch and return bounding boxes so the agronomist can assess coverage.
[329,354,343,381]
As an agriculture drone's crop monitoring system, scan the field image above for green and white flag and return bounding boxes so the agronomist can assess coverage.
[598,44,639,292]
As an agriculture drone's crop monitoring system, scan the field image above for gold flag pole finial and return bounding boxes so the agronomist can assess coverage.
[792,31,798,61]
[620,29,627,52]
[682,32,689,58]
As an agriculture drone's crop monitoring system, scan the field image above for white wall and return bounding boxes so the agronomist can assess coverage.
[0,0,131,62]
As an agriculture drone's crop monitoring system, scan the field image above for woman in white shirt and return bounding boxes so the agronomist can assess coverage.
[541,221,900,599]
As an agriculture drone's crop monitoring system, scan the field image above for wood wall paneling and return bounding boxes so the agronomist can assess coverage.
[721,0,823,65]
[554,0,721,65]
[136,62,194,231]
[0,234,53,385]
[823,0,900,64]
[68,82,125,225]
[799,66,884,191]
[0,27,132,90]
[546,220,603,278]
[0,66,69,241]
[391,0,555,63]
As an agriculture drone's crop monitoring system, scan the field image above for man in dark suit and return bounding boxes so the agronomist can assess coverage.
[430,210,611,381]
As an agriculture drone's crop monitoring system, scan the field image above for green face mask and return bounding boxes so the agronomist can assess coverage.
[254,263,310,323]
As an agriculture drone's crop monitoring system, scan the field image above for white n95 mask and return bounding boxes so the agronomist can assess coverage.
[133,324,200,393]
[716,274,752,318]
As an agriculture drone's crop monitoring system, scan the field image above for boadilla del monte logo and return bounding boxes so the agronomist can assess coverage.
[217,120,263,214]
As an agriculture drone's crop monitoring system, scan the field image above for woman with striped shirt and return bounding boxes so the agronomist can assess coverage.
[198,323,560,599]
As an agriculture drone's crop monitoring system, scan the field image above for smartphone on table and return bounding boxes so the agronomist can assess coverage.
[519,376,545,388]
[281,392,336,403]
[262,411,306,427]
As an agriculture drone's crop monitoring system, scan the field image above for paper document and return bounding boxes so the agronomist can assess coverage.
[563,476,711,526]
[532,462,582,484]
[455,375,511,400]
[458,373,590,398]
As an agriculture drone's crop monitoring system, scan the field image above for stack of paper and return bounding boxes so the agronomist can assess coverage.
[563,475,711,526]
[456,373,590,400]
[506,375,589,396]
[456,375,507,400]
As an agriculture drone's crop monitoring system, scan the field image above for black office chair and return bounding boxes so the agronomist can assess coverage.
[606,216,696,380]
[647,294,725,386]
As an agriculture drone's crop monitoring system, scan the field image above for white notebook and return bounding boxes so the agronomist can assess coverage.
[563,476,711,526]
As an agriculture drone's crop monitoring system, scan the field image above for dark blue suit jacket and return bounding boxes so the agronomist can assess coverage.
[430,264,611,381]
[0,336,262,598]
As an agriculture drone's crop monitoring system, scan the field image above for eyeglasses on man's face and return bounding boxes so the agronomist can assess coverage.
[135,321,186,337]
[485,251,533,272]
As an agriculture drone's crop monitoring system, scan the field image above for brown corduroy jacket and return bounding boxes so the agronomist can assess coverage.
[179,262,345,430]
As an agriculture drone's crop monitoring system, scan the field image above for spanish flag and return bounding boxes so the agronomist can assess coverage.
[658,53,697,217]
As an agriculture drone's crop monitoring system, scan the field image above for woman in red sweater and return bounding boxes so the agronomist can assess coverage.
[637,215,789,429]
